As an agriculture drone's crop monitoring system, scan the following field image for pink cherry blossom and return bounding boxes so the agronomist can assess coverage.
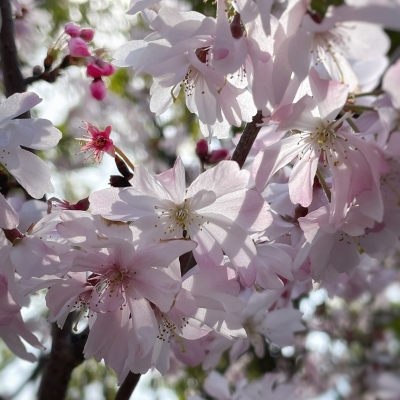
[253,70,389,227]
[90,158,272,286]
[78,123,115,163]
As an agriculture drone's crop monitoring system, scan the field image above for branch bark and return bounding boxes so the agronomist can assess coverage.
[0,0,27,96]
[115,372,141,400]
[230,110,263,169]
[37,315,88,400]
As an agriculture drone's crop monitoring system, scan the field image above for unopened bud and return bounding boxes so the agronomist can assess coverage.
[208,148,228,164]
[65,22,81,37]
[196,139,209,161]
[80,28,95,42]
[90,78,107,101]
[68,37,91,57]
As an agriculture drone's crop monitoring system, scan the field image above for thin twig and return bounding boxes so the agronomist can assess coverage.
[231,110,263,169]
[115,372,141,400]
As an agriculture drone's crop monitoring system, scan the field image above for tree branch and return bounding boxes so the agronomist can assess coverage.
[37,314,88,400]
[115,372,141,400]
[230,110,263,169]
[0,0,27,96]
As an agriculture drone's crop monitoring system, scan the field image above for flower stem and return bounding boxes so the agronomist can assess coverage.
[343,104,375,113]
[349,90,383,98]
[346,116,360,133]
[114,145,135,172]
[316,168,331,202]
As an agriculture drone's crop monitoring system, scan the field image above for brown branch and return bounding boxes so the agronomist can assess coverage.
[0,0,27,96]
[230,110,263,169]
[115,372,141,400]
[37,314,88,400]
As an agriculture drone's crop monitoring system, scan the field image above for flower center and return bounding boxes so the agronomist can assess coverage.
[175,207,189,224]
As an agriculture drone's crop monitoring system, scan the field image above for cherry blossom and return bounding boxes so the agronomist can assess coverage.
[253,69,388,226]
[0,270,44,361]
[0,92,62,198]
[90,158,272,286]
[77,123,115,163]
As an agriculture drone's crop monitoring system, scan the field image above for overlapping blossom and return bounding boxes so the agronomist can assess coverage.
[90,158,271,286]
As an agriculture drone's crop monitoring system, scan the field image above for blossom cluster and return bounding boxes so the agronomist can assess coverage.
[1,0,400,398]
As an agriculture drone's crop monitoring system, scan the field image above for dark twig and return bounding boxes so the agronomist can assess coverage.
[0,0,27,97]
[115,372,141,400]
[230,110,263,169]
[37,315,88,400]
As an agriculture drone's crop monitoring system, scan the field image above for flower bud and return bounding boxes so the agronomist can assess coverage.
[65,22,81,37]
[90,78,106,101]
[196,139,209,161]
[87,60,115,78]
[68,37,91,57]
[80,28,95,42]
[208,148,228,164]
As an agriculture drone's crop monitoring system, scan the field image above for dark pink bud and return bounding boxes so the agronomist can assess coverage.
[208,148,228,164]
[90,78,107,101]
[196,139,209,161]
[68,37,91,57]
[65,22,81,37]
[87,60,115,78]
[80,28,95,42]
[87,63,103,79]
[101,62,116,76]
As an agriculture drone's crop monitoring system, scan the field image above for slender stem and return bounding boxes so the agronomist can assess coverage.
[115,372,141,400]
[316,168,331,202]
[346,116,360,133]
[114,145,135,173]
[231,110,263,169]
[350,90,383,98]
[0,0,27,97]
[343,104,375,112]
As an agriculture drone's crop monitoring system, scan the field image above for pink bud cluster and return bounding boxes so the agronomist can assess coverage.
[64,22,115,101]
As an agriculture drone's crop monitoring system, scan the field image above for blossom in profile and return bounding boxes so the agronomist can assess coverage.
[0,92,62,198]
[78,123,115,163]
[0,270,44,362]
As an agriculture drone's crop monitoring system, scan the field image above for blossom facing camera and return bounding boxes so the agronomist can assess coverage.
[78,123,115,163]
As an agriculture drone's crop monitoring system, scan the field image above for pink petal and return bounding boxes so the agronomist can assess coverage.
[155,157,186,204]
[288,149,319,207]
[0,194,19,229]
[253,136,303,192]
